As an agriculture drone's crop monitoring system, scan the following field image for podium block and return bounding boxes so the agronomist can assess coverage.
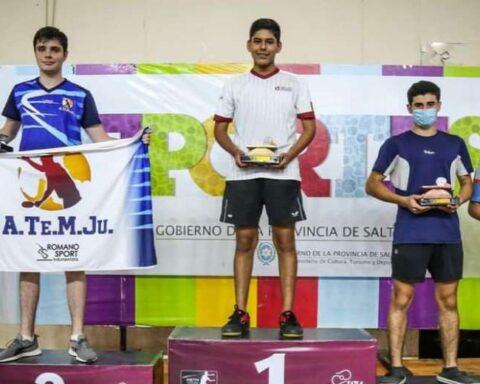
[0,350,163,384]
[169,327,376,384]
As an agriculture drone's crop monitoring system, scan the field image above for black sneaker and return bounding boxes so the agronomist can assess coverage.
[279,311,303,339]
[377,366,408,384]
[436,367,480,384]
[0,334,42,363]
[221,305,250,337]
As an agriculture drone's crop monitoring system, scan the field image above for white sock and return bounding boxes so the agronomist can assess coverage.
[70,334,82,341]
[21,335,34,342]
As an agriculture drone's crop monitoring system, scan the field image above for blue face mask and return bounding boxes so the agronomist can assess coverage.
[412,108,438,128]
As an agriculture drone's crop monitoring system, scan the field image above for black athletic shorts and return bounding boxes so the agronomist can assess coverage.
[220,178,306,226]
[391,243,463,283]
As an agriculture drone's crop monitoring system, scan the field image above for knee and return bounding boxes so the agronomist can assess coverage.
[65,271,86,283]
[20,272,40,284]
[437,293,457,312]
[391,290,414,311]
[235,234,258,253]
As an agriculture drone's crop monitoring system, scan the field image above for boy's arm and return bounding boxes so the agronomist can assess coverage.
[365,171,429,214]
[276,118,316,169]
[214,121,245,168]
[84,124,114,143]
[0,118,21,142]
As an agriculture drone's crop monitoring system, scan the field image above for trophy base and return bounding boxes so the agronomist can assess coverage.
[419,197,459,206]
[0,143,13,153]
[240,155,281,165]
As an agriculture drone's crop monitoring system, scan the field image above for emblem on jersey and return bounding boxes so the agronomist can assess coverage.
[61,97,74,111]
[275,85,292,92]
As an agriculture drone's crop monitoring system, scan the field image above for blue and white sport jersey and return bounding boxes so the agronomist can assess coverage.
[372,130,472,244]
[471,166,480,202]
[2,78,101,151]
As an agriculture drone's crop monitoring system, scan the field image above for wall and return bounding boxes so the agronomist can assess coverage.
[1,0,480,66]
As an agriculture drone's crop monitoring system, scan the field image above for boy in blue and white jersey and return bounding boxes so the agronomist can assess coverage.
[366,81,477,384]
[2,77,101,150]
[0,26,149,365]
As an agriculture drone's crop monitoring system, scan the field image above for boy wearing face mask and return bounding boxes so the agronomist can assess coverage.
[366,81,476,384]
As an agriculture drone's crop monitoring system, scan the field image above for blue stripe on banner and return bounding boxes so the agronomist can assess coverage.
[36,273,70,325]
[321,64,382,76]
[318,277,379,328]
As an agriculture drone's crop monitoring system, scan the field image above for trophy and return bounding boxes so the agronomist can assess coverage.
[0,134,13,153]
[240,137,281,166]
[419,179,459,206]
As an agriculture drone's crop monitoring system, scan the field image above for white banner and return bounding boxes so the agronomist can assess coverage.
[0,130,156,271]
[2,66,480,276]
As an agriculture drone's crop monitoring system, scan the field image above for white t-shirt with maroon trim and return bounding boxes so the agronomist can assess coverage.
[214,68,315,181]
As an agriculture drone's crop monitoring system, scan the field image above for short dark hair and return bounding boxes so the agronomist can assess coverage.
[249,18,281,42]
[33,26,68,53]
[407,80,441,104]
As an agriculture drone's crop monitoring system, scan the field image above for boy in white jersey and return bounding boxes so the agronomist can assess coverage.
[214,18,316,338]
[0,27,149,364]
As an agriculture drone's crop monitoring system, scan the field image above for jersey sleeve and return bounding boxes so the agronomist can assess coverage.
[1,88,20,121]
[456,138,473,176]
[372,137,399,176]
[213,79,234,123]
[80,90,102,128]
[295,77,315,120]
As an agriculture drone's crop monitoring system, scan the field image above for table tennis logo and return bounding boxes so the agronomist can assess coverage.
[331,369,363,384]
[180,370,218,384]
[61,97,74,112]
[18,153,91,211]
[257,241,276,265]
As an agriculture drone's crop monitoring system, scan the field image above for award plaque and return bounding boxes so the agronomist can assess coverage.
[240,144,281,165]
[419,184,459,206]
[0,134,12,153]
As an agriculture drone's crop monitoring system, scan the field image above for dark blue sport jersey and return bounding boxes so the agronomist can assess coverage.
[2,78,101,151]
[372,130,473,244]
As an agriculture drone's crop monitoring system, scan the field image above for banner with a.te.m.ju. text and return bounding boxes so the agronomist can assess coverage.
[0,129,156,271]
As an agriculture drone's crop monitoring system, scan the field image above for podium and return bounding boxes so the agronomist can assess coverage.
[169,327,376,384]
[0,350,163,384]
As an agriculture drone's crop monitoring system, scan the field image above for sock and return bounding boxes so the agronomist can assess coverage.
[70,334,82,341]
[21,335,34,342]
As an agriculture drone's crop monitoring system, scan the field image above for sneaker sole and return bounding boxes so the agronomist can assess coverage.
[68,348,98,364]
[221,330,249,337]
[280,332,303,339]
[0,348,42,363]
[436,375,480,384]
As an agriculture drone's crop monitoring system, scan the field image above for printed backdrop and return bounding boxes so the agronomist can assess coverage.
[0,63,480,328]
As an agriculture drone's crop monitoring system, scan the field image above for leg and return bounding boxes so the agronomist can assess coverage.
[233,226,259,310]
[65,271,87,336]
[435,281,459,368]
[20,272,40,337]
[388,279,415,367]
[271,224,297,312]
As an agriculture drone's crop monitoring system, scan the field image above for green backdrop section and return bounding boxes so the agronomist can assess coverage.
[137,64,198,74]
[144,113,207,196]
[135,276,196,326]
[444,66,480,78]
[458,278,480,329]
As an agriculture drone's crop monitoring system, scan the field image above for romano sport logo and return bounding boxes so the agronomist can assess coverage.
[18,153,91,210]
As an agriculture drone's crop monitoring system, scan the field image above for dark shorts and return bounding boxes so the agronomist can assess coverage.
[391,243,463,283]
[220,179,306,226]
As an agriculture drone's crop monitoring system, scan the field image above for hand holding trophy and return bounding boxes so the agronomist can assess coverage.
[240,136,281,166]
[0,134,13,153]
[419,177,459,206]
